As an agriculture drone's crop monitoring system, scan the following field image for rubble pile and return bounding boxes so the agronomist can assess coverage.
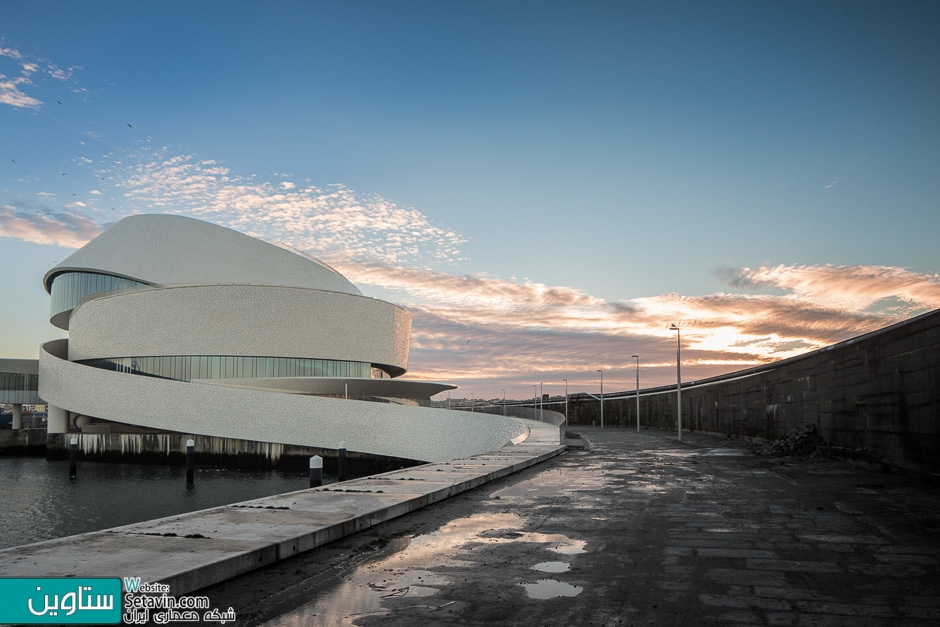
[754,423,827,457]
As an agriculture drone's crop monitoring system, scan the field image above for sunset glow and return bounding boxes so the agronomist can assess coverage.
[2,3,938,399]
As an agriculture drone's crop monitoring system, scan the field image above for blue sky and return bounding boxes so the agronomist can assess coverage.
[2,1,939,400]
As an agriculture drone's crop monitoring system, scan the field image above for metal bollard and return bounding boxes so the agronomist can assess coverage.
[338,441,347,482]
[186,439,195,485]
[69,437,78,479]
[309,455,323,488]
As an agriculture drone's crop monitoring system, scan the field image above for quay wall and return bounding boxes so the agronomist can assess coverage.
[34,432,422,475]
[0,428,48,455]
[567,309,940,474]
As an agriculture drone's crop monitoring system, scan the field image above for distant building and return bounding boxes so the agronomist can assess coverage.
[0,359,40,429]
[34,214,528,462]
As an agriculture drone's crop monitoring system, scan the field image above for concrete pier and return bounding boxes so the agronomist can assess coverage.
[0,432,564,596]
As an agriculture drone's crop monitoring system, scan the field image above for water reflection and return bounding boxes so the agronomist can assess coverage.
[522,579,583,599]
[263,511,587,625]
[532,561,570,573]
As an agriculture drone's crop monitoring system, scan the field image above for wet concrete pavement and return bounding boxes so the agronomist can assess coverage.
[201,427,940,626]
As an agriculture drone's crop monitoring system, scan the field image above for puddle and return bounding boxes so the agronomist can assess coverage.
[478,530,587,554]
[262,512,587,625]
[532,561,570,573]
[522,579,583,599]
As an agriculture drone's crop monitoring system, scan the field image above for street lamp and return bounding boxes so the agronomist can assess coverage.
[539,382,543,421]
[631,355,640,433]
[533,384,537,414]
[470,392,475,413]
[501,388,506,416]
[597,369,604,429]
[670,324,682,441]
[563,378,568,422]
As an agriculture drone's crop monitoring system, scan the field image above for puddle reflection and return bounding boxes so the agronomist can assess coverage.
[522,579,583,599]
[263,511,586,625]
[532,561,570,573]
[477,530,587,554]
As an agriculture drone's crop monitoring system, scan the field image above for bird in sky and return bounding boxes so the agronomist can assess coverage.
[56,100,61,105]
[10,159,14,164]
[126,123,132,128]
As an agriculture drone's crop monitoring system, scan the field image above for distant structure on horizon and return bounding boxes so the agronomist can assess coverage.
[6,214,530,462]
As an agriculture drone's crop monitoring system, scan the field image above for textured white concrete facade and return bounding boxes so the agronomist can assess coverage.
[44,214,361,296]
[67,285,411,375]
[38,214,539,460]
[41,340,525,462]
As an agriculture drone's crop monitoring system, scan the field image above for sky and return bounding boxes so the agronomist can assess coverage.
[2,1,939,402]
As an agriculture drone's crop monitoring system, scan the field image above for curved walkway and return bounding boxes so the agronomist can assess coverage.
[40,339,530,463]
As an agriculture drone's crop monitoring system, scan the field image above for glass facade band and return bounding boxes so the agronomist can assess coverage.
[0,372,40,404]
[49,272,150,320]
[77,356,375,382]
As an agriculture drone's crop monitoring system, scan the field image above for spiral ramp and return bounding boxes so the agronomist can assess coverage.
[39,214,534,462]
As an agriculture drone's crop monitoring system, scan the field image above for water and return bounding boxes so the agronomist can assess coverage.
[521,579,583,599]
[0,457,315,550]
[532,561,570,573]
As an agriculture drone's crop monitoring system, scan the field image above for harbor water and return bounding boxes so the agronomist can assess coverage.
[0,457,318,550]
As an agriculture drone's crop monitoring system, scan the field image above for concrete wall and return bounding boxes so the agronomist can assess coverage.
[0,428,47,455]
[43,432,421,475]
[567,309,940,474]
[67,285,412,376]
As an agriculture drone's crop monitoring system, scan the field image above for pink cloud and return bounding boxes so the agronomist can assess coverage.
[0,206,103,248]
[3,146,938,400]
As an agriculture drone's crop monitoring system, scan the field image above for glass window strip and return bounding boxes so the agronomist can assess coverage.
[49,271,149,320]
[74,356,378,382]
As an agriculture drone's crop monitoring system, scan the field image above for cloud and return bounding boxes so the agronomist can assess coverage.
[0,73,41,108]
[114,148,467,266]
[0,46,79,109]
[0,205,104,248]
[2,145,938,396]
[338,256,938,394]
[718,264,940,312]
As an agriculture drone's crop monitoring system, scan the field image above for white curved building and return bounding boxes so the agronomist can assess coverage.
[38,214,530,462]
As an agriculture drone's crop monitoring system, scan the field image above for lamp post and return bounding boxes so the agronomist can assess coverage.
[539,382,543,421]
[533,384,537,414]
[563,379,568,422]
[501,388,506,416]
[470,392,475,413]
[631,355,640,433]
[670,324,682,441]
[597,369,604,429]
